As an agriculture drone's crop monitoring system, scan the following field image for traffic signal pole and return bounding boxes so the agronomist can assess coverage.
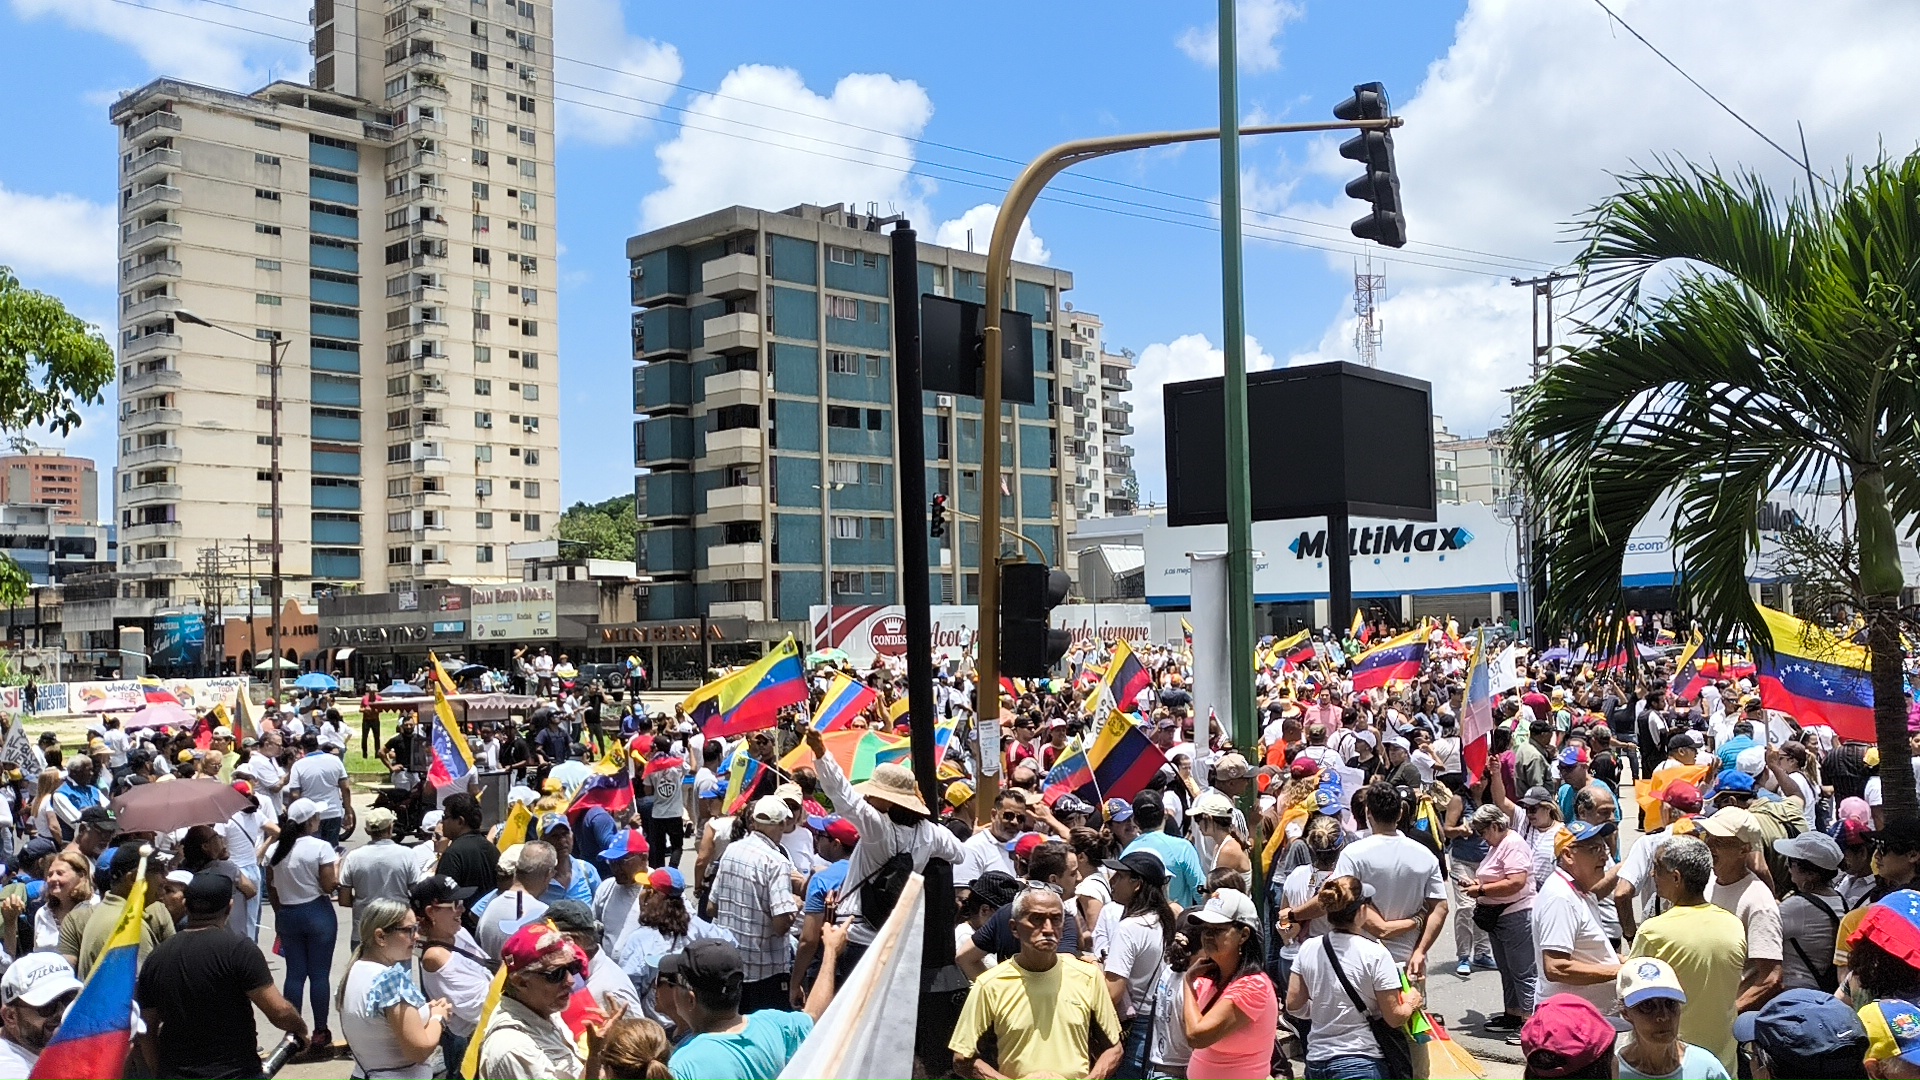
[974,114,1400,826]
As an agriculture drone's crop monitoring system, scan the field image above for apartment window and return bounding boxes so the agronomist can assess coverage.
[474,378,491,395]
[831,571,863,597]
[829,351,859,375]
[476,445,493,462]
[519,223,538,241]
[256,258,281,271]
[828,460,860,486]
[471,52,489,70]
[523,449,539,465]
[472,117,489,137]
[519,128,536,146]
[473,312,491,330]
[473,149,490,167]
[524,480,540,498]
[473,248,491,265]
[521,320,538,337]
[255,224,282,236]
[521,288,538,304]
[472,182,489,200]
[521,352,539,369]
[831,516,862,540]
[477,512,493,528]
[827,296,858,320]
[867,301,882,322]
[519,191,537,211]
[520,159,535,179]
[255,294,282,306]
[473,215,490,233]
[387,512,409,532]
[827,406,860,429]
[521,383,538,401]
[255,119,281,130]
[523,513,540,532]
[474,411,492,429]
[255,153,281,167]
[827,245,856,265]
[521,416,539,431]
[866,408,884,431]
[387,478,410,497]
[476,544,494,563]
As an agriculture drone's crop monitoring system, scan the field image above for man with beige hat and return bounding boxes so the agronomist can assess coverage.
[1700,804,1784,1012]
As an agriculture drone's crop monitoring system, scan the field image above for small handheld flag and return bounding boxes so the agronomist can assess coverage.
[426,683,477,790]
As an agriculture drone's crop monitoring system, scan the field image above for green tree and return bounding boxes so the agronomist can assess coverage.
[1511,157,1920,821]
[555,493,638,560]
[0,268,114,604]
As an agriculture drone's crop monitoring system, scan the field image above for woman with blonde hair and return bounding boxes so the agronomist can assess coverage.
[28,851,94,951]
[338,898,452,1080]
[586,1013,673,1079]
[30,769,61,843]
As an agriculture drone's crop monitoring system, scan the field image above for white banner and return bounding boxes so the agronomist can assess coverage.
[779,874,924,1079]
[1489,644,1522,695]
[1188,553,1230,788]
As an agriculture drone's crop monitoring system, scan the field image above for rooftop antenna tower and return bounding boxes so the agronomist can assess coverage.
[1353,257,1385,367]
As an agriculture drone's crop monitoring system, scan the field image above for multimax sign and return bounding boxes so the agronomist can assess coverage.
[1289,524,1475,559]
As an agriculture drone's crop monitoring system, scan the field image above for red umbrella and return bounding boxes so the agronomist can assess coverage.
[108,778,249,834]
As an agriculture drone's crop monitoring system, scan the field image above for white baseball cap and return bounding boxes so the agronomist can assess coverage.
[284,797,322,824]
[1189,888,1259,928]
[1617,957,1687,1008]
[1,953,80,1007]
[750,796,793,826]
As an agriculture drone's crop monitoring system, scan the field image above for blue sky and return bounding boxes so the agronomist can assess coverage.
[3,0,1918,509]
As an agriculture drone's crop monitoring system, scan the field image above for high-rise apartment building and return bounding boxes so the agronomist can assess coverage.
[0,450,99,524]
[628,203,1079,621]
[108,0,560,601]
[1057,308,1138,517]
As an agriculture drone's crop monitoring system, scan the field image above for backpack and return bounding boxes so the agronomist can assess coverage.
[1786,890,1841,993]
[855,850,915,930]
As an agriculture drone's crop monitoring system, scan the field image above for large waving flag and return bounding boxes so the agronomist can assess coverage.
[812,674,878,733]
[683,635,808,738]
[1669,633,1707,702]
[1086,638,1152,716]
[428,651,460,696]
[31,856,147,1078]
[427,682,477,790]
[1043,749,1096,805]
[1259,629,1309,671]
[568,741,633,819]
[1087,710,1168,805]
[1755,604,1875,742]
[1462,632,1495,783]
[1349,628,1428,691]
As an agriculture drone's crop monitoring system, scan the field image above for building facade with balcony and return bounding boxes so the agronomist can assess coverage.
[1057,308,1139,517]
[107,0,560,603]
[629,203,1080,623]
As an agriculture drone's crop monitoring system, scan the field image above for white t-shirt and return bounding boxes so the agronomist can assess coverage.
[1531,870,1619,1013]
[270,835,339,906]
[1619,828,1673,920]
[477,890,549,961]
[1149,966,1193,1069]
[1293,932,1402,1061]
[954,828,1016,888]
[1707,872,1785,977]
[1103,913,1165,1019]
[243,754,287,811]
[287,752,348,819]
[1333,833,1444,964]
[341,959,433,1079]
[0,1035,38,1078]
[1279,865,1334,961]
[225,806,273,871]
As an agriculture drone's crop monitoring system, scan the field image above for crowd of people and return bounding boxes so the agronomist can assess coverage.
[0,611,1914,1080]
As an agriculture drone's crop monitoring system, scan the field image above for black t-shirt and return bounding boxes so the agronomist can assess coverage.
[974,899,1081,959]
[135,926,272,1078]
[440,831,501,910]
[384,730,424,771]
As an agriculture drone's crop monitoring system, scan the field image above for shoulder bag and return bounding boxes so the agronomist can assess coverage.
[1322,935,1414,1079]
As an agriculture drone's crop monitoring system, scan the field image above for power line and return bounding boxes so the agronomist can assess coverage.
[1588,0,1819,179]
[103,0,1555,278]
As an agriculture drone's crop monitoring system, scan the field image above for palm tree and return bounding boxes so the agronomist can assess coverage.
[1509,156,1920,821]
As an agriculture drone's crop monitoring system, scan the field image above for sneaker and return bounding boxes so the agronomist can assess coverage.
[1472,955,1500,972]
[1506,1032,1525,1046]
[1454,959,1472,978]
[1483,1014,1524,1031]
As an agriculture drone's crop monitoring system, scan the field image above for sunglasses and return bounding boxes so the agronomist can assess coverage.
[530,962,583,984]
[1019,881,1064,897]
[1628,997,1681,1015]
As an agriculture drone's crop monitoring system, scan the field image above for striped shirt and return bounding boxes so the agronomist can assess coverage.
[709,831,797,981]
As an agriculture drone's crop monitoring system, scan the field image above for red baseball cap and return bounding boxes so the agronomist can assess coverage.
[1520,994,1616,1077]
[807,815,859,847]
[1662,780,1703,814]
[1289,758,1321,780]
[500,922,584,974]
[1006,832,1047,861]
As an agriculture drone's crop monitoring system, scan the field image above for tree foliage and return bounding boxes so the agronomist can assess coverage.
[555,493,638,561]
[0,269,114,605]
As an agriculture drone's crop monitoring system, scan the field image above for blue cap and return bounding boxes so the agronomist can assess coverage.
[1563,819,1616,847]
[1734,988,1868,1063]
[805,815,835,832]
[1715,770,1758,795]
[1104,799,1134,823]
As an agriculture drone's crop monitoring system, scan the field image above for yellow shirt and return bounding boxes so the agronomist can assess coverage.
[950,954,1120,1080]
[1629,902,1747,1074]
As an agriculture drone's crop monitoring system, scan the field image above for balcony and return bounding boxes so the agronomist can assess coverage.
[388,82,450,109]
[121,445,183,468]
[392,49,448,75]
[122,521,183,541]
[411,385,450,404]
[122,407,182,431]
[122,483,182,504]
[702,367,763,410]
[410,455,452,474]
[122,294,180,322]
[705,542,764,581]
[125,185,182,214]
[123,147,181,181]
[702,484,764,521]
[397,319,448,339]
[386,14,447,37]
[402,184,448,205]
[702,311,760,355]
[126,557,185,576]
[701,252,759,300]
[122,258,182,286]
[1101,373,1133,392]
[121,332,181,359]
[122,219,183,252]
[708,600,766,621]
[395,118,447,141]
[702,426,762,468]
[123,367,184,395]
[126,111,182,140]
[411,419,451,438]
[387,150,447,175]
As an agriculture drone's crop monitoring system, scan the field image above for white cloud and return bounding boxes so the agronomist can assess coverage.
[1239,0,1920,438]
[10,0,308,91]
[933,204,1049,264]
[552,0,682,145]
[0,185,117,286]
[1128,332,1279,503]
[639,65,933,231]
[1177,0,1304,73]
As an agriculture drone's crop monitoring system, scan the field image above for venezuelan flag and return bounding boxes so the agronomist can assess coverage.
[887,695,910,728]
[722,750,766,816]
[1755,605,1875,742]
[1043,748,1096,805]
[683,635,808,738]
[1088,638,1152,716]
[1590,639,1634,672]
[31,860,147,1078]
[851,730,911,782]
[1181,618,1194,647]
[1087,710,1167,805]
[568,741,633,819]
[1669,633,1706,701]
[1462,633,1495,783]
[427,683,477,789]
[428,651,460,696]
[1350,628,1428,691]
[811,673,878,733]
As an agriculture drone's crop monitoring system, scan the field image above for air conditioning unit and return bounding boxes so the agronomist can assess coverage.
[936,394,954,408]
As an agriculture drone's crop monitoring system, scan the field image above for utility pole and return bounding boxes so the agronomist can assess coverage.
[1509,272,1571,648]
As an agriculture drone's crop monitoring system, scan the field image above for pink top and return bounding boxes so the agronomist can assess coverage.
[1478,831,1538,912]
[1187,972,1278,1080]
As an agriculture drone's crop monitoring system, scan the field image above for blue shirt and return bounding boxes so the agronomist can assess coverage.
[1716,735,1756,775]
[58,782,101,811]
[541,857,602,907]
[1557,779,1621,825]
[669,1010,813,1080]
[575,808,620,876]
[1124,829,1207,908]
[804,861,849,916]
[1616,1042,1731,1080]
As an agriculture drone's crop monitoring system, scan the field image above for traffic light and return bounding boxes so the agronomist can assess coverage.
[1333,81,1406,248]
[1000,562,1073,678]
[930,494,948,539]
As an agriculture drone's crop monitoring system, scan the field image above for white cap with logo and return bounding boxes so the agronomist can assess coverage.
[1,953,81,1008]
